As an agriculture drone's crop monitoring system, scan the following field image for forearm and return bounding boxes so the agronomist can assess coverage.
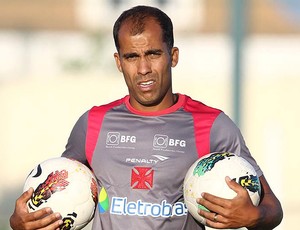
[248,176,283,229]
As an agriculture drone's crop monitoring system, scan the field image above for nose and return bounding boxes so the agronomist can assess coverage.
[137,57,151,75]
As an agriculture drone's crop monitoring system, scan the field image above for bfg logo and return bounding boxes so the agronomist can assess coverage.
[106,132,136,145]
[153,134,186,148]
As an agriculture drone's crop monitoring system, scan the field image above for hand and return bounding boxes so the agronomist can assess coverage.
[10,188,63,230]
[196,176,259,229]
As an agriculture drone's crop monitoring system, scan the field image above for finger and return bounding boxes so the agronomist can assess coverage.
[205,214,226,228]
[225,176,242,193]
[226,176,251,200]
[14,188,35,216]
[26,212,62,230]
[197,208,210,220]
[197,209,226,228]
[43,219,63,230]
[200,192,228,208]
[24,187,34,198]
[28,207,54,221]
[37,212,63,229]
[197,205,220,222]
[16,188,34,207]
[197,196,216,213]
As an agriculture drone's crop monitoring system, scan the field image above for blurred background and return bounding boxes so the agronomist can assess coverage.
[0,0,299,229]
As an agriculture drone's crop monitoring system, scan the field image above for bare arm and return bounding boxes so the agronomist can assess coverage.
[247,175,283,229]
[10,188,63,230]
[197,175,283,229]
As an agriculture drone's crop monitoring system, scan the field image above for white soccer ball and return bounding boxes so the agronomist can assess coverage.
[23,157,98,230]
[183,152,261,227]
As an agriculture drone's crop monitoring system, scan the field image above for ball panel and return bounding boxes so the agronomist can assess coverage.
[23,157,98,230]
[183,152,261,226]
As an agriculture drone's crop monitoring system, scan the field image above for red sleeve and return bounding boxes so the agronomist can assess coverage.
[85,98,125,165]
[183,96,221,158]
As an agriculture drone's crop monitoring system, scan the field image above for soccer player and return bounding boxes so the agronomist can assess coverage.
[10,5,283,230]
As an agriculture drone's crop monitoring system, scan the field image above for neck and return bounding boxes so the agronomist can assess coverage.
[130,93,178,112]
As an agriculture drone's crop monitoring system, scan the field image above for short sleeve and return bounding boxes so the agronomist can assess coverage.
[210,112,263,177]
[61,111,89,167]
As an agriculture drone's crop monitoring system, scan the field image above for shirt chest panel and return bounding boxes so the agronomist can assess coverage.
[91,109,199,193]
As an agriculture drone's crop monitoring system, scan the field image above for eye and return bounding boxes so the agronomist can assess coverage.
[146,50,163,59]
[124,53,139,62]
[149,53,160,58]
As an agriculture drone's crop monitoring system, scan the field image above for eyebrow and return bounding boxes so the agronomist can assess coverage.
[145,49,163,55]
[122,52,139,59]
[122,49,163,59]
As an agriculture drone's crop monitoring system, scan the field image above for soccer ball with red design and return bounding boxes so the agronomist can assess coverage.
[23,157,98,230]
[183,152,261,227]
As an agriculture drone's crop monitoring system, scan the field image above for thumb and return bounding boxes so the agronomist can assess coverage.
[14,188,34,215]
[225,176,241,194]
[20,187,34,203]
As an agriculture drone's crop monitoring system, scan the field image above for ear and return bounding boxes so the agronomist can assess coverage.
[114,52,123,72]
[171,47,179,67]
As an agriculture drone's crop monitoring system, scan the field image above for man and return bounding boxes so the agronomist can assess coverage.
[10,5,283,230]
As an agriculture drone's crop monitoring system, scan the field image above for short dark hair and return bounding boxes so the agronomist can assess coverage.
[113,5,174,52]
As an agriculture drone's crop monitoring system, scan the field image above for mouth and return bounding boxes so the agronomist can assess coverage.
[138,80,155,90]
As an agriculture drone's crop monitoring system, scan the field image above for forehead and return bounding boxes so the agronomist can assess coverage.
[118,19,164,49]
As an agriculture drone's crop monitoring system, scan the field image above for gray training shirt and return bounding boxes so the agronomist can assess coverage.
[62,94,262,230]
